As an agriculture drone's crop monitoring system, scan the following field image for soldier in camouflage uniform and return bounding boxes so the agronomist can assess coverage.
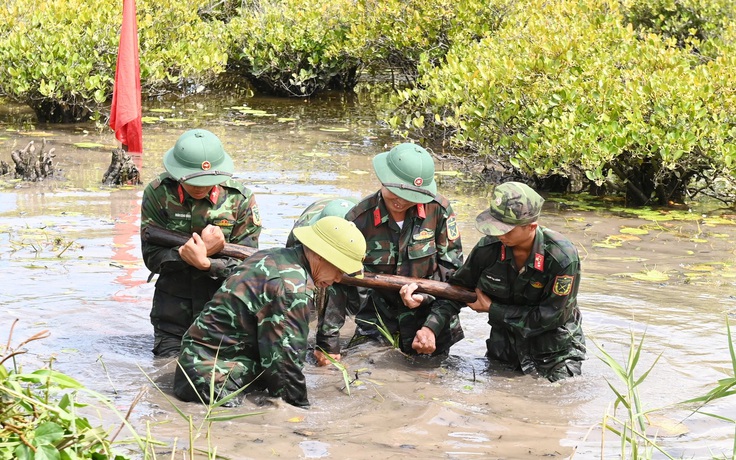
[315,143,464,365]
[447,182,586,381]
[173,216,367,407]
[141,129,262,358]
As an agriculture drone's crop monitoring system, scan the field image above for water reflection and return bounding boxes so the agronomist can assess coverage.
[1,92,735,459]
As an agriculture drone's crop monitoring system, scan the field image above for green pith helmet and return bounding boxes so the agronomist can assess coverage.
[163,129,234,187]
[475,182,544,236]
[293,216,366,278]
[307,197,359,225]
[372,143,437,204]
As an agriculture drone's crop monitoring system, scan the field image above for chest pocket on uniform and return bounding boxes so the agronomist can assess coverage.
[478,267,511,300]
[408,229,437,277]
[168,211,192,234]
[408,226,437,259]
[364,239,397,270]
[523,272,548,303]
[407,238,437,260]
[209,217,235,239]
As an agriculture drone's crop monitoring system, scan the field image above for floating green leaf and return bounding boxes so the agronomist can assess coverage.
[73,142,104,149]
[277,117,298,122]
[319,127,349,132]
[686,264,716,272]
[616,270,669,282]
[148,108,174,113]
[22,131,55,137]
[619,227,649,235]
[239,109,268,115]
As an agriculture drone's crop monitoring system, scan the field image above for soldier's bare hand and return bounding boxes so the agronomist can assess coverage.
[314,349,341,366]
[201,224,225,256]
[399,283,424,309]
[179,233,211,270]
[467,288,491,313]
[412,327,436,354]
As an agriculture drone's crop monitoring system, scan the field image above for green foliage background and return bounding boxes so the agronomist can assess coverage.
[0,0,734,204]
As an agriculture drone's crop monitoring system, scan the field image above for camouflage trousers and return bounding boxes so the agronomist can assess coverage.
[486,322,586,382]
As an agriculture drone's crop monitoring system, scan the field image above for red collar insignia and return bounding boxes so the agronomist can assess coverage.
[534,253,544,271]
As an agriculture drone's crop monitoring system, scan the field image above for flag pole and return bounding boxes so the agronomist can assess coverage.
[109,0,143,180]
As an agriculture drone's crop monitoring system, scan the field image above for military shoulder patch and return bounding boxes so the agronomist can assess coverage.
[447,214,460,241]
[552,275,574,296]
[251,203,262,226]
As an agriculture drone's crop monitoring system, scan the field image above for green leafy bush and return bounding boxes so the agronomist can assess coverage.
[344,0,506,86]
[0,0,229,122]
[227,0,360,96]
[388,0,736,205]
[622,0,733,49]
[0,327,138,459]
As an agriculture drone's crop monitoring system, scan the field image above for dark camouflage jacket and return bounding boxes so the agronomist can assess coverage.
[174,246,313,407]
[318,190,464,354]
[140,173,261,335]
[448,226,586,375]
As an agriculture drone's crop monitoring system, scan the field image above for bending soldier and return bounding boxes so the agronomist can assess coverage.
[174,216,367,407]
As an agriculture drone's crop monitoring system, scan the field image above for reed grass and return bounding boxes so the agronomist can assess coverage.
[581,317,736,459]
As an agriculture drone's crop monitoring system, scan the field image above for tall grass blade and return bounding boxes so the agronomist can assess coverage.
[316,346,351,395]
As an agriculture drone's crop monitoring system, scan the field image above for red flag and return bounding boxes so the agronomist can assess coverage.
[109,0,142,155]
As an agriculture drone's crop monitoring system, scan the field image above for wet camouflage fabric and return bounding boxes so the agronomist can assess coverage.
[140,173,262,349]
[446,226,586,380]
[174,246,313,407]
[317,190,464,356]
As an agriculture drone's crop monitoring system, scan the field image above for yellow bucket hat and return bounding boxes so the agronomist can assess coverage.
[293,216,366,278]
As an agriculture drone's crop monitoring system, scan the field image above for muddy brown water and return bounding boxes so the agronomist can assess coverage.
[1,92,735,459]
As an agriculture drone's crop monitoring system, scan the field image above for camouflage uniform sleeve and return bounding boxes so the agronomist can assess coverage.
[140,182,187,274]
[316,283,360,354]
[434,201,463,278]
[488,253,581,339]
[445,240,487,289]
[423,201,464,335]
[207,190,262,279]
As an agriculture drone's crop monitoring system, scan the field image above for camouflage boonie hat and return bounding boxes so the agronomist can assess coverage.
[372,143,437,204]
[163,129,234,187]
[293,216,366,278]
[475,182,544,236]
